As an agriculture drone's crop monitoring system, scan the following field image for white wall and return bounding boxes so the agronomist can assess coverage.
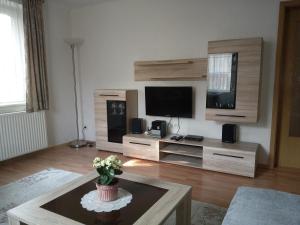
[69,0,280,164]
[44,1,77,145]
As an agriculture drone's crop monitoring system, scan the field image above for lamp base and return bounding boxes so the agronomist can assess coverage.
[69,140,88,148]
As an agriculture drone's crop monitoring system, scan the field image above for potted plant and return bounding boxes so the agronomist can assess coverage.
[93,155,123,201]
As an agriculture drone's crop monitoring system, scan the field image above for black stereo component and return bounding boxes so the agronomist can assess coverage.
[150,120,167,138]
[170,135,183,141]
[222,124,237,143]
[184,135,204,142]
[131,118,143,134]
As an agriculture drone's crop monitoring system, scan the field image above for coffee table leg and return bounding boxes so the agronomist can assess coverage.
[8,217,20,225]
[176,191,191,225]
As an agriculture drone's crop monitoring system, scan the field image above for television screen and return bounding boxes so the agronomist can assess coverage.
[145,86,192,118]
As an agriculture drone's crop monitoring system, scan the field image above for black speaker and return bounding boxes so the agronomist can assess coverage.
[131,118,143,134]
[222,124,237,143]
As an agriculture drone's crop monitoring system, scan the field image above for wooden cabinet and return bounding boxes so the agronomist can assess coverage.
[134,58,207,81]
[203,145,257,178]
[206,38,263,123]
[123,134,258,177]
[94,89,138,153]
[123,134,160,161]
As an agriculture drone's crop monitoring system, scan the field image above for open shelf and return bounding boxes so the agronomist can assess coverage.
[134,58,207,81]
[160,144,203,158]
[160,154,203,169]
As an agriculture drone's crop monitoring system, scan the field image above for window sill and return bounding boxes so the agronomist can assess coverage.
[0,104,26,115]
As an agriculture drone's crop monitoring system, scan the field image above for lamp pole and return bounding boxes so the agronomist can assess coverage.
[65,38,87,148]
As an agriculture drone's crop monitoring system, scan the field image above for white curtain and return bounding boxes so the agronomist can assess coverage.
[208,53,232,92]
[0,0,26,107]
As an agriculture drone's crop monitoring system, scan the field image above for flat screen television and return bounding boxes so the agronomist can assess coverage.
[145,86,192,118]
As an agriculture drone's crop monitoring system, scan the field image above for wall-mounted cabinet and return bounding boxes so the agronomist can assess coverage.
[205,38,263,123]
[134,58,207,81]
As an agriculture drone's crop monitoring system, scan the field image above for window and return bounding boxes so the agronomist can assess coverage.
[0,0,26,114]
[208,53,233,92]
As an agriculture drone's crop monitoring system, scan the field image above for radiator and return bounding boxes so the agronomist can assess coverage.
[0,111,48,161]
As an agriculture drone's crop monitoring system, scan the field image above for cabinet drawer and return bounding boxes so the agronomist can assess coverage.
[123,137,159,161]
[203,147,256,177]
[205,109,257,123]
[96,140,123,153]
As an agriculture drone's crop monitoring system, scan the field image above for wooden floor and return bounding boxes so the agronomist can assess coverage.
[1,145,300,208]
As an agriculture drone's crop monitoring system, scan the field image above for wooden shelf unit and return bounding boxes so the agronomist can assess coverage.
[123,134,259,178]
[160,154,203,169]
[160,144,203,158]
[134,58,207,81]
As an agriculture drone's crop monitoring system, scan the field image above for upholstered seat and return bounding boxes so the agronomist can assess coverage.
[222,187,300,225]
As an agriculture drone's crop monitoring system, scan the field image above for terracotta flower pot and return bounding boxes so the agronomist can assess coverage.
[96,183,118,202]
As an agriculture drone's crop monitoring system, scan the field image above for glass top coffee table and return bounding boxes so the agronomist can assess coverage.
[7,172,191,225]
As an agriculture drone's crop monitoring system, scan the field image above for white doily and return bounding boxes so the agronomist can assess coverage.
[80,188,133,212]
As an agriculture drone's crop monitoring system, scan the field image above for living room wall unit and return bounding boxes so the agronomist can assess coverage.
[70,0,280,165]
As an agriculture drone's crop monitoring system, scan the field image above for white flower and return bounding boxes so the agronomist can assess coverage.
[106,160,112,166]
[93,155,122,171]
[93,157,103,168]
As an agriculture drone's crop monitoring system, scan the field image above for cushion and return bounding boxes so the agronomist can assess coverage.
[222,186,300,225]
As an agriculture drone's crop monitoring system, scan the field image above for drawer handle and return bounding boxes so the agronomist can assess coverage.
[99,94,119,97]
[215,114,246,118]
[129,141,151,146]
[213,153,244,159]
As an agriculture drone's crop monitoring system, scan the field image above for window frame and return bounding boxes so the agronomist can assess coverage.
[0,0,26,114]
[0,103,26,114]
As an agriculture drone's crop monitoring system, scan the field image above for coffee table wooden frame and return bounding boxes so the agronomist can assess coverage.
[7,172,192,225]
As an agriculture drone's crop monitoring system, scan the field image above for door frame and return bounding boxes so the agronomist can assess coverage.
[269,0,300,168]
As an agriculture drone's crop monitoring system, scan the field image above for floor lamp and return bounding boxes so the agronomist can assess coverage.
[65,38,87,148]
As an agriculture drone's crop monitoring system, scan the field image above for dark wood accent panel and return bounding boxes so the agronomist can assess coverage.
[289,21,300,137]
[42,179,167,225]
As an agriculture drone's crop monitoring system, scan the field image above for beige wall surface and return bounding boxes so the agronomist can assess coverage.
[44,1,77,145]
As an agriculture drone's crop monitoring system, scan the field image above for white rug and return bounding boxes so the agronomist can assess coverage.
[0,168,226,225]
[0,168,81,225]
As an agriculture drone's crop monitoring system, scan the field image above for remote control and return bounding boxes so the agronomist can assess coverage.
[175,135,183,141]
[171,135,183,141]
